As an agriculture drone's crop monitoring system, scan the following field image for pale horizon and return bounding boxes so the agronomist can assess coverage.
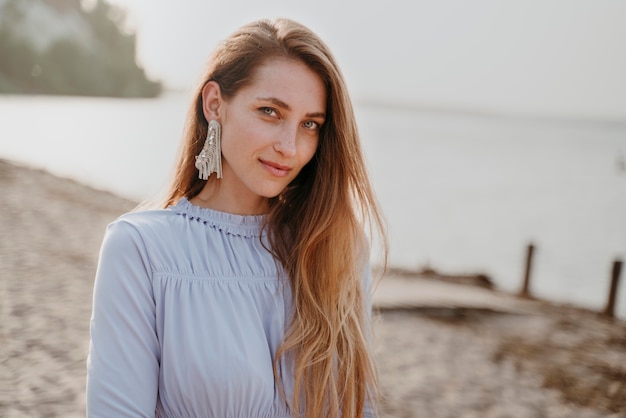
[103,0,626,122]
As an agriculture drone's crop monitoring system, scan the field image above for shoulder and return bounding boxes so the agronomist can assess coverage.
[98,208,188,275]
[99,208,180,258]
[108,208,178,238]
[115,207,176,229]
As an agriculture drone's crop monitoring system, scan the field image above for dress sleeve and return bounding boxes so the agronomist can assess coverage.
[86,220,160,417]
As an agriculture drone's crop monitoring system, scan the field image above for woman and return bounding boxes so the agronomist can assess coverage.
[87,18,387,418]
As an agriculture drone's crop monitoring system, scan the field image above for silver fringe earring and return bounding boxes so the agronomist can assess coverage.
[195,119,222,180]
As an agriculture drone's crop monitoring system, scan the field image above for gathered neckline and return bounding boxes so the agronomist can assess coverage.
[168,197,266,238]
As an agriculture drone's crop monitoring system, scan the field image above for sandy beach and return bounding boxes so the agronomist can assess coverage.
[1,158,624,417]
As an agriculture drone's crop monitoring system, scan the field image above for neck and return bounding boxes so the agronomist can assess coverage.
[190,180,269,215]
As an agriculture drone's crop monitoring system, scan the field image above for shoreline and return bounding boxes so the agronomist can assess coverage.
[1,159,624,417]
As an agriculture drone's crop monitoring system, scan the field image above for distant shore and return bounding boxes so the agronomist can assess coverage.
[0,0,161,98]
[1,159,624,417]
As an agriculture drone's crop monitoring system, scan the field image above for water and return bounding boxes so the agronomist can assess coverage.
[1,94,625,318]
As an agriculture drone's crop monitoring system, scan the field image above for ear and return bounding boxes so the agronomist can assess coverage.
[201,80,223,121]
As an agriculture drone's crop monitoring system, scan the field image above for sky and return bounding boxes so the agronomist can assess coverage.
[104,0,626,121]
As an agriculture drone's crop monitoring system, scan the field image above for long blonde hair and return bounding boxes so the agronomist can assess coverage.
[163,18,387,417]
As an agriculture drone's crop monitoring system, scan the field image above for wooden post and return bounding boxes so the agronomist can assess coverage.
[519,243,534,298]
[603,260,622,318]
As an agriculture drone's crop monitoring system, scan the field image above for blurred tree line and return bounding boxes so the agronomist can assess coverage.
[0,0,162,97]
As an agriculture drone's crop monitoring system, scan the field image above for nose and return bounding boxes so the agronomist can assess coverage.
[273,125,298,157]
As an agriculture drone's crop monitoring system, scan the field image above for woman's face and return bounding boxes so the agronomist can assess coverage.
[201,58,326,214]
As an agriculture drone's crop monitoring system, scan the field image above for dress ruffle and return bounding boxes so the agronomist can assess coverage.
[169,197,266,238]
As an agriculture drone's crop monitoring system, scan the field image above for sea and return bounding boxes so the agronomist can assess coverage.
[1,93,625,318]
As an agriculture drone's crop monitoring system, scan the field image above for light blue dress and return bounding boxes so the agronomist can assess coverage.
[86,197,375,418]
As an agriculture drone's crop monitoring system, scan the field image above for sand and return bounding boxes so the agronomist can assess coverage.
[1,159,624,417]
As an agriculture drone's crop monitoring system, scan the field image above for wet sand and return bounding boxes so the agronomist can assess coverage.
[1,159,624,417]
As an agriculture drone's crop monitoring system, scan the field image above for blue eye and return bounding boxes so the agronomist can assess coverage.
[303,120,319,130]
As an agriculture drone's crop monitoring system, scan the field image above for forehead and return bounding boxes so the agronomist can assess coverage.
[235,58,327,111]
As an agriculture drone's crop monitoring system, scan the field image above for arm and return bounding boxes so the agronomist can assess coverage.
[86,220,160,417]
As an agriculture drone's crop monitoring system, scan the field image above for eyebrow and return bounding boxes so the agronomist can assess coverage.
[257,97,326,119]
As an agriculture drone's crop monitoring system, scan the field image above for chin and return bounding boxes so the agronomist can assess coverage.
[261,189,285,199]
[255,182,291,199]
[250,179,294,201]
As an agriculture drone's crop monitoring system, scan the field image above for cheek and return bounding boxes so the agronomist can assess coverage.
[219,134,237,160]
[301,140,319,165]
[221,125,258,157]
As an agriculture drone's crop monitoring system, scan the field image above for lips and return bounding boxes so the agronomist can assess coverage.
[259,159,292,177]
